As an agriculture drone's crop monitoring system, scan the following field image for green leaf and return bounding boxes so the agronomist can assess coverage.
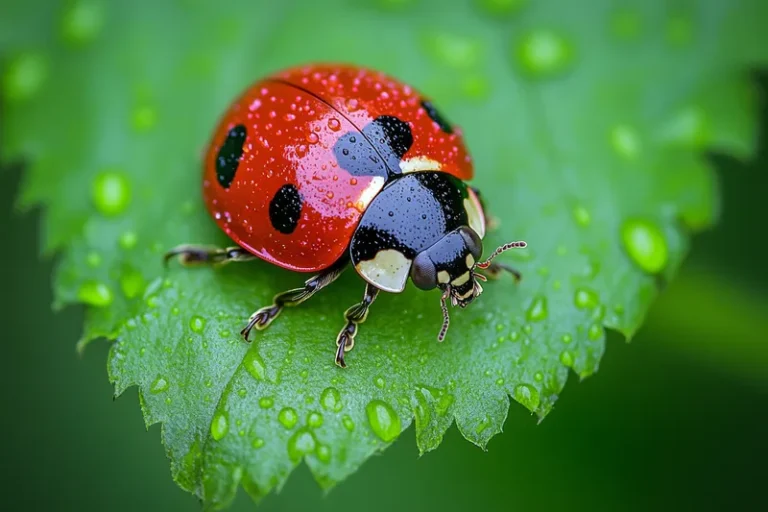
[2,0,766,508]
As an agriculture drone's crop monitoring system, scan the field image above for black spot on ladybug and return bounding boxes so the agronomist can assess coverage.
[333,115,413,178]
[421,100,453,134]
[368,115,413,161]
[215,124,247,188]
[269,184,303,234]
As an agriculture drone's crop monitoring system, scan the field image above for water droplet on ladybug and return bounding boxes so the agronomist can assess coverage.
[307,132,319,144]
[328,117,341,131]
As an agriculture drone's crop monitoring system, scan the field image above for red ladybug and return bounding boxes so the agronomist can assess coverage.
[166,63,526,367]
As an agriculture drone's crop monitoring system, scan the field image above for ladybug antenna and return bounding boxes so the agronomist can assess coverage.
[476,241,527,269]
[438,288,451,342]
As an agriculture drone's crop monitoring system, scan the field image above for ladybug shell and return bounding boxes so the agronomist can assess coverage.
[203,63,474,272]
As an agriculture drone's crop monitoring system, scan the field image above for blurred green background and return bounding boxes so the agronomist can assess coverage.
[2,0,768,510]
[1,75,766,512]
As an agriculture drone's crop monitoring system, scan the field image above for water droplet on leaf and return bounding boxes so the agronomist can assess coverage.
[366,400,401,442]
[78,280,113,307]
[92,170,131,216]
[320,387,342,412]
[150,376,169,394]
[211,411,229,440]
[573,205,591,226]
[3,52,47,102]
[307,411,324,428]
[60,0,104,45]
[611,124,641,159]
[574,287,600,309]
[513,384,540,411]
[342,415,355,432]
[620,218,669,274]
[515,30,574,76]
[526,296,548,322]
[244,349,267,381]
[278,407,298,429]
[189,315,206,333]
[287,427,316,462]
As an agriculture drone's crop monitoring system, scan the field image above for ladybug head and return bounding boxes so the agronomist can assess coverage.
[411,227,526,341]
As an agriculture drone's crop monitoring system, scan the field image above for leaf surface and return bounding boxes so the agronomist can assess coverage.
[2,0,766,508]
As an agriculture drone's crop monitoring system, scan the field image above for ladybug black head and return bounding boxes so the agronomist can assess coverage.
[411,226,484,307]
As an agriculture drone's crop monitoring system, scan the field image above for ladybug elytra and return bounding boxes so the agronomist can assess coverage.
[166,64,526,367]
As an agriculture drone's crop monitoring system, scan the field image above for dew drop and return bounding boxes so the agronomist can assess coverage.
[78,280,113,307]
[515,30,574,76]
[561,333,573,344]
[259,397,274,409]
[237,388,247,398]
[574,287,600,310]
[424,32,482,69]
[287,427,316,462]
[316,444,331,463]
[278,407,298,429]
[513,384,540,411]
[610,124,641,159]
[560,350,575,367]
[119,231,138,249]
[327,117,341,131]
[252,437,265,449]
[495,378,505,386]
[210,411,229,441]
[620,218,669,274]
[132,105,157,132]
[244,349,267,381]
[307,411,324,428]
[92,170,131,216]
[189,315,206,333]
[534,371,544,382]
[306,132,319,144]
[86,251,101,267]
[588,323,603,340]
[60,0,104,45]
[342,415,355,432]
[120,268,145,299]
[150,376,169,394]
[365,400,401,442]
[526,296,548,322]
[572,205,591,227]
[320,387,343,412]
[374,376,385,389]
[2,52,47,102]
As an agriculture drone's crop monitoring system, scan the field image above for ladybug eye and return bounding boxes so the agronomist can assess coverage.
[411,253,437,290]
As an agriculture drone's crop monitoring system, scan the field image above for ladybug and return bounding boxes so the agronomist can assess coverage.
[165,63,526,367]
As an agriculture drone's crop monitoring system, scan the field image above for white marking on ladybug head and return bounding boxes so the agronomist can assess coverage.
[437,270,451,284]
[355,249,412,293]
[451,271,471,287]
[464,188,486,239]
[465,254,475,268]
[399,156,442,174]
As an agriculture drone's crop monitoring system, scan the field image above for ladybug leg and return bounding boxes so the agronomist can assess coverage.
[335,283,380,368]
[240,261,347,340]
[164,244,255,267]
